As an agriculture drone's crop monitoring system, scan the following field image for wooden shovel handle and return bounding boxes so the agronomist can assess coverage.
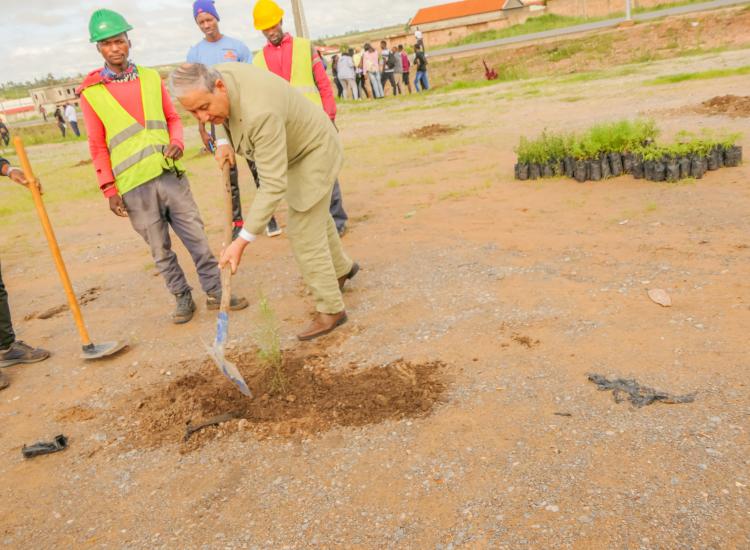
[220,163,234,314]
[13,137,93,346]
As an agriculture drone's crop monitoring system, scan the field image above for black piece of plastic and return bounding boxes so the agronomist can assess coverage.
[22,434,68,458]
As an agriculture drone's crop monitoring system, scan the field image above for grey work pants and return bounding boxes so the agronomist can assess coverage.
[122,172,221,296]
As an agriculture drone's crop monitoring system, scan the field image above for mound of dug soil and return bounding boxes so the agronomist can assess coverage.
[127,352,447,449]
[698,95,750,117]
[405,124,460,139]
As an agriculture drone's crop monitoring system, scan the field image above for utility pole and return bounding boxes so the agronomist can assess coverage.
[625,0,632,20]
[290,0,310,38]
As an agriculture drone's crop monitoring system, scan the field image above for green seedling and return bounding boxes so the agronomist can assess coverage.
[255,292,285,395]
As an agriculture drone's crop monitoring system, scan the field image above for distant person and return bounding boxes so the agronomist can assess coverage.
[379,40,399,96]
[0,121,9,147]
[64,103,81,137]
[331,54,344,98]
[353,47,369,99]
[414,44,429,92]
[399,45,412,94]
[53,106,66,137]
[414,27,424,50]
[392,44,404,95]
[337,49,358,100]
[187,0,281,238]
[363,43,383,98]
[0,156,51,390]
[39,105,47,122]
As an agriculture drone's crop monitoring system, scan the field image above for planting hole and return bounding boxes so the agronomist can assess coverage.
[123,351,448,450]
[405,124,460,140]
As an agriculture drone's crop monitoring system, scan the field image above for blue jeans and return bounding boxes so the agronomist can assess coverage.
[415,71,429,92]
[368,72,384,98]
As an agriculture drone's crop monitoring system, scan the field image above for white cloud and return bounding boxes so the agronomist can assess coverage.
[0,0,426,84]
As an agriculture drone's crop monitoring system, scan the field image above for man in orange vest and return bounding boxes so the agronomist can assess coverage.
[249,0,349,236]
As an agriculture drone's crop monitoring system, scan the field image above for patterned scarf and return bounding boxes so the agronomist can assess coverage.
[101,62,139,83]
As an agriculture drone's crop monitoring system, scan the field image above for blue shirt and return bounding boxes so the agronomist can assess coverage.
[187,35,252,66]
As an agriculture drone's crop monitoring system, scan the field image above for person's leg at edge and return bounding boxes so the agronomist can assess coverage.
[0,259,50,369]
[0,260,16,351]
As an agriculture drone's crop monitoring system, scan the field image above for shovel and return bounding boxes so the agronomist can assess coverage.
[205,163,252,397]
[13,137,127,360]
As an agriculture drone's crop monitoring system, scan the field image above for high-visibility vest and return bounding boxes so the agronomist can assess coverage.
[254,37,322,107]
[82,66,183,196]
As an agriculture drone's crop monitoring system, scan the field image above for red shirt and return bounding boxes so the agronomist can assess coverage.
[78,68,184,198]
[261,33,337,121]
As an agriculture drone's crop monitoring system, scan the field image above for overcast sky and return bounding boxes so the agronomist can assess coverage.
[1,0,427,84]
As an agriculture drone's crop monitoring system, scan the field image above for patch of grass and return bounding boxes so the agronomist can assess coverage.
[645,202,659,212]
[546,42,586,62]
[560,96,585,102]
[446,14,593,47]
[645,65,750,85]
[439,180,492,201]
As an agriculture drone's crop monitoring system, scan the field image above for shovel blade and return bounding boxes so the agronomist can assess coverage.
[206,312,252,397]
[206,344,253,397]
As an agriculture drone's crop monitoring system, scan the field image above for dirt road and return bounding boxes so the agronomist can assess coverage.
[1,48,749,548]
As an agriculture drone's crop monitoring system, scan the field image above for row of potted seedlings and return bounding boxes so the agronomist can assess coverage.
[514,120,743,183]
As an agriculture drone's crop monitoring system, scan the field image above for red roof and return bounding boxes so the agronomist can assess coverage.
[411,0,506,26]
[1,105,35,115]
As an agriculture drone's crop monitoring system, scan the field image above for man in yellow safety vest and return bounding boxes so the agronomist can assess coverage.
[78,9,247,325]
[250,0,349,236]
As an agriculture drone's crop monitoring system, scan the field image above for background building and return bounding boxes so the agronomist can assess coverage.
[408,0,530,47]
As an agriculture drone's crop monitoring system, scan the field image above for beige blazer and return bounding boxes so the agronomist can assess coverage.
[215,63,343,235]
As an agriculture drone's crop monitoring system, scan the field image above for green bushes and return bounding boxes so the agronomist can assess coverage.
[514,119,742,183]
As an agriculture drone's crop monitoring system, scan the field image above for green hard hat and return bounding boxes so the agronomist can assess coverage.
[89,9,133,43]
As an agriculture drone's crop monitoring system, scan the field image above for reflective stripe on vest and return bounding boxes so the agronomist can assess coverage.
[254,37,323,107]
[82,66,183,195]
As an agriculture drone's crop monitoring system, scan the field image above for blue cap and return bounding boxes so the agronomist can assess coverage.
[193,0,220,21]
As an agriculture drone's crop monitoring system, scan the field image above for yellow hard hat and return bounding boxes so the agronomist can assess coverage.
[253,0,284,31]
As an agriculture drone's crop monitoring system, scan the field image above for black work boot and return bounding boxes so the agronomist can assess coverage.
[265,216,282,237]
[172,291,196,324]
[206,293,249,311]
[0,341,51,368]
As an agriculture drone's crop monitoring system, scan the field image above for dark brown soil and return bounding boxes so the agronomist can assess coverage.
[126,351,447,449]
[24,286,101,320]
[405,124,460,140]
[698,95,750,117]
[511,333,540,349]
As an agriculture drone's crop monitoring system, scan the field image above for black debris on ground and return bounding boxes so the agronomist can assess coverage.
[587,374,696,408]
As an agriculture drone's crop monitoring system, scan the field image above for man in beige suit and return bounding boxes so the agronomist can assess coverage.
[169,63,358,340]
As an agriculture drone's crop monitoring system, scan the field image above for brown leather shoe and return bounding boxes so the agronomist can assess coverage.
[338,262,360,291]
[0,371,9,391]
[297,311,348,341]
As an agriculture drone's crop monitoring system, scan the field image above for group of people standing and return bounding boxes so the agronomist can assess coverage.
[331,41,429,100]
[52,103,81,138]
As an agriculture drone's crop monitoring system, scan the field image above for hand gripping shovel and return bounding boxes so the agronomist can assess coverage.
[14,137,127,360]
[205,163,252,397]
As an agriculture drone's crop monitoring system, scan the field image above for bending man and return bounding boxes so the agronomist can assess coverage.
[170,63,359,340]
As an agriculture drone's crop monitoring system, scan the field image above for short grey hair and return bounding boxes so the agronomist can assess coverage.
[169,63,222,97]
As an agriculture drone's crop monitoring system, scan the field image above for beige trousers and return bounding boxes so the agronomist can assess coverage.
[286,187,353,314]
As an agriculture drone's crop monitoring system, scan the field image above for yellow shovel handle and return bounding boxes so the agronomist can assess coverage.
[13,137,93,346]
